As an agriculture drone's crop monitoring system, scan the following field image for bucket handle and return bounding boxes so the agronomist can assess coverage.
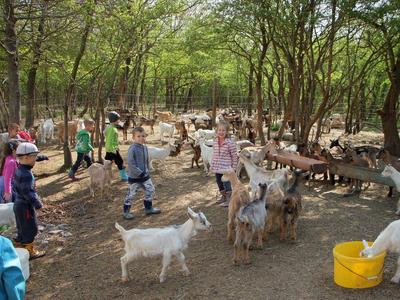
[334,257,384,281]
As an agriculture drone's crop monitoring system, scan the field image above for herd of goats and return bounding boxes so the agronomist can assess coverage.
[1,107,400,285]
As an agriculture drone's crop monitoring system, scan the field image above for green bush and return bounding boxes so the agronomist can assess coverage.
[270,124,280,131]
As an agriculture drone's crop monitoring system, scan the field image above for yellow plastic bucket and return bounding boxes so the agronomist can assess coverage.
[333,241,386,289]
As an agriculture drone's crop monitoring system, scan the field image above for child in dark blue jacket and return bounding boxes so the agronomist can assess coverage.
[13,142,45,259]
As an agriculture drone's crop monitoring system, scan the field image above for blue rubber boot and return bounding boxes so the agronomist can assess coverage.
[119,168,128,182]
[144,201,161,215]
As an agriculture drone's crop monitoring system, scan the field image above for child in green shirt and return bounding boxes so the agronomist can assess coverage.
[68,119,95,181]
[105,111,128,181]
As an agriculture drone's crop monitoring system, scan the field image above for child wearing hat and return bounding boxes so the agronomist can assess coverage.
[13,142,45,259]
[105,111,128,181]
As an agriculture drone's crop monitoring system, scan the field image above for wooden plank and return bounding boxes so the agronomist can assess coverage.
[329,163,395,187]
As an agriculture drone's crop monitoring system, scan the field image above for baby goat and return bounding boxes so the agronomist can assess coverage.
[87,160,113,199]
[361,220,400,284]
[148,143,178,170]
[381,165,400,215]
[233,183,268,265]
[115,207,211,283]
[0,203,16,228]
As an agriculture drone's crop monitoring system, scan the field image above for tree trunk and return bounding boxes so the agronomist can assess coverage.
[62,12,93,170]
[26,1,47,128]
[255,71,266,145]
[152,70,157,117]
[247,64,254,116]
[183,86,193,112]
[138,62,147,113]
[3,0,21,124]
[212,78,217,128]
[378,57,400,156]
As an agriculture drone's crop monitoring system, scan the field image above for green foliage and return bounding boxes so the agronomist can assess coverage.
[0,0,397,126]
[270,124,280,132]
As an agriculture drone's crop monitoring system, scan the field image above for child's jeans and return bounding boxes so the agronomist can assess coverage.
[215,173,232,192]
[124,179,155,207]
[71,152,92,173]
[13,203,38,244]
[105,151,124,170]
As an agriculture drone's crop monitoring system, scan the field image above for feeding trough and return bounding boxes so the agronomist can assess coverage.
[265,149,328,174]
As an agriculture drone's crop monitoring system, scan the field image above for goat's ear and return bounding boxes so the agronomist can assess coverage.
[187,207,196,219]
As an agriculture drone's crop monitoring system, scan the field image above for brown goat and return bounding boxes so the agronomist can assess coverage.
[190,142,201,168]
[264,171,303,241]
[221,170,251,243]
[137,116,156,135]
[56,121,78,145]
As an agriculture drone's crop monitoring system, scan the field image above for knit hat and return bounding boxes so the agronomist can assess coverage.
[16,142,39,156]
[108,111,120,123]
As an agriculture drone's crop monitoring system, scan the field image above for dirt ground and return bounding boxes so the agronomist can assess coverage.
[9,128,400,299]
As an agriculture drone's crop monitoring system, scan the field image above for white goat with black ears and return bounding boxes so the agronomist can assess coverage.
[361,219,400,284]
[115,207,211,283]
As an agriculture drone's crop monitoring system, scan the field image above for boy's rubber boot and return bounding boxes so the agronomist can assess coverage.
[144,201,161,215]
[23,242,46,260]
[119,168,128,182]
[123,204,134,220]
[220,191,232,207]
[12,239,22,248]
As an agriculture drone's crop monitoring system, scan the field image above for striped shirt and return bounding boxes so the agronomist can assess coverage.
[211,138,238,173]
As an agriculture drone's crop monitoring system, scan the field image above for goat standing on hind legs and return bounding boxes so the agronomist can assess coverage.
[221,170,251,243]
[279,170,304,241]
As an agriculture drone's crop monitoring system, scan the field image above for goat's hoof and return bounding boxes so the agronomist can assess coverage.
[121,276,129,282]
[232,260,240,266]
[244,260,251,265]
[390,276,400,284]
[159,276,166,283]
[183,269,191,276]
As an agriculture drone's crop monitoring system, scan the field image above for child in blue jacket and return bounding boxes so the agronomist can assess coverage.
[0,236,25,300]
[13,142,45,259]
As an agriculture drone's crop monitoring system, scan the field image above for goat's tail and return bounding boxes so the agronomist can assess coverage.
[115,222,127,236]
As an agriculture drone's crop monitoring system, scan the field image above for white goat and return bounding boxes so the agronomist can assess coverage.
[115,207,211,283]
[159,122,175,142]
[0,203,16,228]
[361,220,400,284]
[194,129,215,141]
[198,139,213,175]
[382,165,400,215]
[87,160,113,199]
[239,150,290,195]
[236,144,277,175]
[148,143,177,170]
[0,132,9,144]
[40,119,54,144]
